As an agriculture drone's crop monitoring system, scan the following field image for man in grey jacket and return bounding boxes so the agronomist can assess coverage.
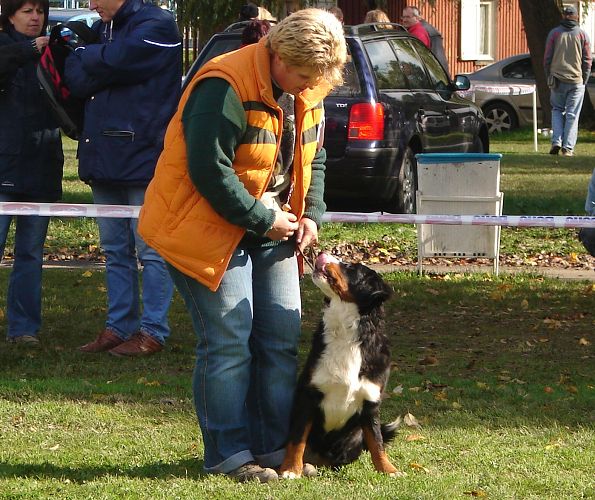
[544,5,592,157]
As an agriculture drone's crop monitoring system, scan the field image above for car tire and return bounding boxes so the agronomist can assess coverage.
[482,101,518,134]
[471,134,485,153]
[395,146,418,214]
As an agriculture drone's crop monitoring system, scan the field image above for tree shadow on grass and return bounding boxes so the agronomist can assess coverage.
[0,458,206,482]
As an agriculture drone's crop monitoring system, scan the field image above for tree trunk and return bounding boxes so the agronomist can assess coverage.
[517,0,562,127]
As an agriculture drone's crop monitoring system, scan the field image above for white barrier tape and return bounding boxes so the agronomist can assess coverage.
[0,202,140,219]
[1,202,594,228]
[458,83,536,98]
[321,212,595,228]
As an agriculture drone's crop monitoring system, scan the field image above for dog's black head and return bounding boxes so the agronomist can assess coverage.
[312,252,392,312]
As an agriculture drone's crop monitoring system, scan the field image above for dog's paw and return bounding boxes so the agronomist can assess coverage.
[388,470,407,478]
[280,470,301,479]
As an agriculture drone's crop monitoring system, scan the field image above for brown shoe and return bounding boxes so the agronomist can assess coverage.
[79,329,124,353]
[108,331,163,357]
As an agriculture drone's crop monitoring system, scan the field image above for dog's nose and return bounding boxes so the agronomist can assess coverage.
[315,252,340,270]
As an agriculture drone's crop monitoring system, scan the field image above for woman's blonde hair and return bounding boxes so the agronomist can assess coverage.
[267,8,347,88]
[364,9,392,27]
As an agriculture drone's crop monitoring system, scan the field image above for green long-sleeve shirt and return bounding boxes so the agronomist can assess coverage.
[181,77,326,247]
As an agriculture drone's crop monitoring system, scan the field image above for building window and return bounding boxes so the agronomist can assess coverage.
[461,0,497,61]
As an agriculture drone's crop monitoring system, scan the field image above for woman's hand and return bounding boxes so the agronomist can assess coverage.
[265,211,299,241]
[34,36,49,53]
[295,217,318,254]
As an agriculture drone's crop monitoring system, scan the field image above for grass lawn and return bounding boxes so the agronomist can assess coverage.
[0,269,593,498]
[9,129,589,264]
[0,129,593,497]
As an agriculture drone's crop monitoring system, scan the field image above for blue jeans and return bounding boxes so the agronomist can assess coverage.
[587,168,595,215]
[0,193,50,339]
[92,184,173,344]
[550,81,586,152]
[168,242,301,473]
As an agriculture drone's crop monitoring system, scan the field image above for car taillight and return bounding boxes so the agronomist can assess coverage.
[348,102,385,141]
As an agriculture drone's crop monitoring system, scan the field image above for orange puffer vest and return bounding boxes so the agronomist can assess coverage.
[138,38,329,291]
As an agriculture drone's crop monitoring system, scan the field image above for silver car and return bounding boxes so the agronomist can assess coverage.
[468,53,595,133]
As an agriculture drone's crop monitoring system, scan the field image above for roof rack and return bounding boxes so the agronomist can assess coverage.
[344,23,407,35]
[223,19,278,33]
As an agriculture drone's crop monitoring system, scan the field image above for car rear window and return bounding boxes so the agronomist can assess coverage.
[502,58,534,79]
[329,46,362,97]
[199,38,242,65]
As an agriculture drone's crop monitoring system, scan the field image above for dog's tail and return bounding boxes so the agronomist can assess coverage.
[381,418,401,444]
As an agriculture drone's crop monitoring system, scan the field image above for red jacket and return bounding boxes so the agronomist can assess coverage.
[407,22,430,48]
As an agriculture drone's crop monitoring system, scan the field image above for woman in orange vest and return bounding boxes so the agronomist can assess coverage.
[139,9,346,482]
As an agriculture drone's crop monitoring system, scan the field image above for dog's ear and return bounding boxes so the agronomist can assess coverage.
[370,280,393,304]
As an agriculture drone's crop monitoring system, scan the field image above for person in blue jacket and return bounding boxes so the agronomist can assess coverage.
[0,0,64,345]
[64,0,182,357]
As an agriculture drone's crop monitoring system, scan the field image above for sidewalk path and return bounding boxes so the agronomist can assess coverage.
[2,260,590,281]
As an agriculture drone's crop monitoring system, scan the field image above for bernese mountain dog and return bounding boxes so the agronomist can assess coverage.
[280,252,400,478]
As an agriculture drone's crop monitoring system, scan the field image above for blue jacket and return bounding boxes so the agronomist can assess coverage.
[0,28,63,201]
[64,0,182,186]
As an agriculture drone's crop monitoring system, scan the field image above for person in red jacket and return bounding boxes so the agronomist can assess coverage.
[401,5,430,48]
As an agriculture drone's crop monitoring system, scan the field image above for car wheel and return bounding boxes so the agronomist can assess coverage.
[482,102,518,133]
[396,146,417,214]
[471,134,485,153]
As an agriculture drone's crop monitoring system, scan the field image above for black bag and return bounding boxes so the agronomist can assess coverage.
[37,21,98,140]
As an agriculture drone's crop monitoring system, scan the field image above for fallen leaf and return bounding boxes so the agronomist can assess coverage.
[451,401,462,409]
[463,490,487,497]
[408,462,429,473]
[476,382,489,390]
[579,337,591,346]
[48,444,60,451]
[434,391,448,401]
[81,271,93,278]
[404,412,422,429]
[405,434,425,442]
[392,385,404,395]
[419,355,439,366]
[544,386,554,394]
[520,299,529,310]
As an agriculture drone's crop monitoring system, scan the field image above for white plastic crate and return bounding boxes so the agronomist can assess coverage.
[415,153,503,274]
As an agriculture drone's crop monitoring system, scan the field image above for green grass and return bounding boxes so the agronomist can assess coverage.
[0,270,593,498]
[490,128,595,216]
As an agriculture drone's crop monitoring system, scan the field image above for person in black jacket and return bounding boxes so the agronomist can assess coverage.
[0,0,64,345]
[64,0,181,357]
[420,18,450,77]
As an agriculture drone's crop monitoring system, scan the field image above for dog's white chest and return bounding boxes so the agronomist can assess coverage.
[311,301,381,432]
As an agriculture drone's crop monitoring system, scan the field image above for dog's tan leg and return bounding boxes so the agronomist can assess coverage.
[279,421,312,479]
[362,426,401,476]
